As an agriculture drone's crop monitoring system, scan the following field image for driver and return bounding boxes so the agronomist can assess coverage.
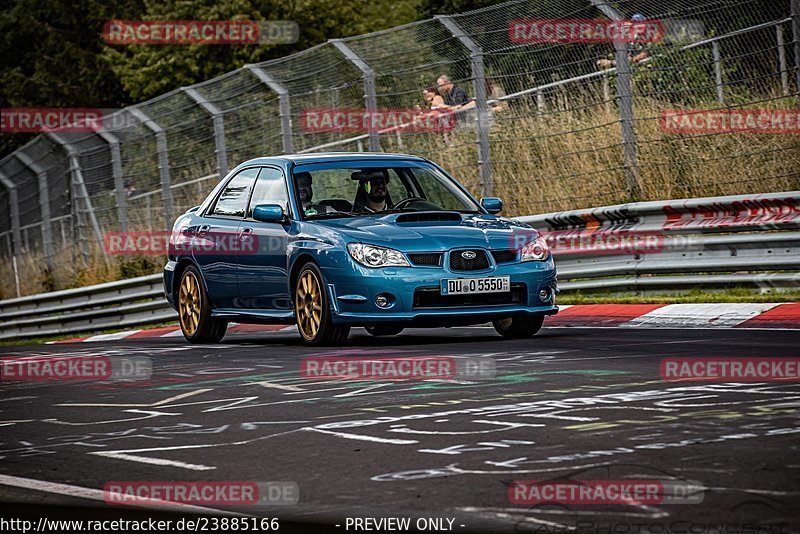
[295,171,329,216]
[353,171,393,213]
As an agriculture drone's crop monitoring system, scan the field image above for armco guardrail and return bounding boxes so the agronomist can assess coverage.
[0,191,798,340]
[0,274,172,340]
[518,191,800,293]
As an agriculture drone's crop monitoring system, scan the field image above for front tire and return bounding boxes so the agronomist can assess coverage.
[365,325,404,337]
[295,263,350,346]
[492,315,544,339]
[178,265,227,343]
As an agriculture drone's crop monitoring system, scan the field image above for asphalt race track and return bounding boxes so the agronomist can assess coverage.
[1,325,799,533]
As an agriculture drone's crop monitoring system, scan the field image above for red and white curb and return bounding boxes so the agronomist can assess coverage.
[46,303,799,343]
[548,302,800,329]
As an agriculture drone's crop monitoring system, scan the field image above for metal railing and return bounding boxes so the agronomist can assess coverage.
[1,192,797,340]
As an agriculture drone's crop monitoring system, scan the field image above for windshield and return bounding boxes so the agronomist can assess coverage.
[290,162,481,219]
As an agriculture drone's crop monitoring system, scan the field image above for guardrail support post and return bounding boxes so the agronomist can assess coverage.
[15,153,55,273]
[792,0,800,106]
[587,0,641,199]
[183,87,228,177]
[437,15,493,197]
[330,39,380,152]
[0,171,21,257]
[245,64,294,154]
[776,24,790,96]
[128,108,173,229]
[97,130,128,232]
[47,133,107,260]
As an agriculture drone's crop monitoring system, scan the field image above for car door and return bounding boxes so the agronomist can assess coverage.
[236,166,293,310]
[193,167,259,309]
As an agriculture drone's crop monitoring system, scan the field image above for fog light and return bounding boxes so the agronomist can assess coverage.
[376,295,390,308]
[539,288,550,301]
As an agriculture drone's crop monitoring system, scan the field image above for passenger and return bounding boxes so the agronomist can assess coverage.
[295,172,329,216]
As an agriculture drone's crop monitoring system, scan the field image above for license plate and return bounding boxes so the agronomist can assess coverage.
[441,276,510,295]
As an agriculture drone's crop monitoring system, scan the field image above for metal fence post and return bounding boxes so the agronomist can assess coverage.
[47,133,107,258]
[437,15,493,197]
[183,87,228,177]
[97,130,128,232]
[330,39,380,152]
[245,64,294,153]
[792,0,800,107]
[712,41,724,103]
[0,171,21,256]
[15,152,55,272]
[587,0,641,198]
[128,107,173,228]
[776,24,790,96]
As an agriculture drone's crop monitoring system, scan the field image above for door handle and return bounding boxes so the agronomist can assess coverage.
[197,224,210,237]
[240,227,254,240]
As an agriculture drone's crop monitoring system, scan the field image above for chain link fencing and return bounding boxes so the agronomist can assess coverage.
[0,0,798,296]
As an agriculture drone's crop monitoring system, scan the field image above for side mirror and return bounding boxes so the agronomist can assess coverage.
[252,204,285,223]
[481,197,503,214]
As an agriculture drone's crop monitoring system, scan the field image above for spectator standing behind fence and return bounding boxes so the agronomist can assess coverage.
[437,75,469,109]
[597,13,650,68]
[486,78,507,113]
[422,86,446,109]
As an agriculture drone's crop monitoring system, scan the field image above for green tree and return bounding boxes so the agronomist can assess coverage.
[103,0,421,101]
[0,0,145,156]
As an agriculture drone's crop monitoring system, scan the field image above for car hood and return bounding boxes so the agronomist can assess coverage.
[312,212,539,251]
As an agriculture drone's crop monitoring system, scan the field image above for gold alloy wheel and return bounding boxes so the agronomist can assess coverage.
[497,318,513,329]
[296,270,323,340]
[179,271,201,336]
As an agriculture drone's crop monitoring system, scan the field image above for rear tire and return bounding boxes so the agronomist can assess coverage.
[492,315,544,339]
[295,263,350,346]
[365,325,404,337]
[178,265,227,344]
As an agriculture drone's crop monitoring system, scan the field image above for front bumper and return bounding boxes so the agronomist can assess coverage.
[324,257,558,326]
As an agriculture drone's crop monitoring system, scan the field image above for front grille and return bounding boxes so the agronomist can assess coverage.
[413,283,526,309]
[408,253,443,267]
[491,250,517,263]
[449,249,490,271]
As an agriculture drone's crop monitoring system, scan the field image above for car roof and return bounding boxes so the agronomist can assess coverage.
[239,152,429,167]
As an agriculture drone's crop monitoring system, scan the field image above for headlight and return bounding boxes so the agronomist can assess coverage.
[521,235,550,261]
[347,243,410,268]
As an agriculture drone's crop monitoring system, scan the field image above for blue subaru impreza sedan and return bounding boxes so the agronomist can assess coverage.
[163,153,558,345]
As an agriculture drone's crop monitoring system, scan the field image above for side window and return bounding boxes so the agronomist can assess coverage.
[248,167,289,218]
[211,168,259,217]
